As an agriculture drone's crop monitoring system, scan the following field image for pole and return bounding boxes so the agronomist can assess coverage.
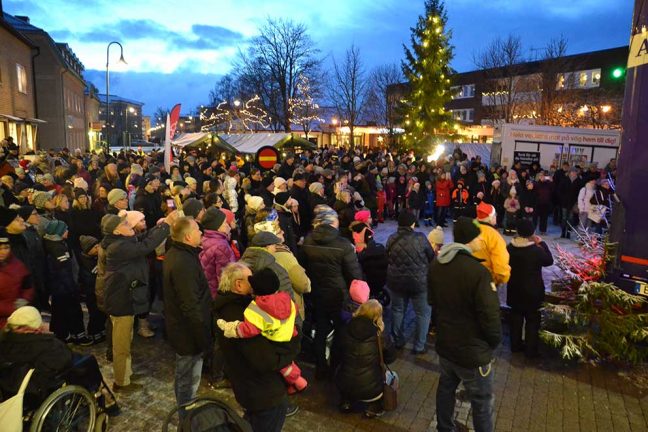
[609,0,648,290]
[105,41,126,150]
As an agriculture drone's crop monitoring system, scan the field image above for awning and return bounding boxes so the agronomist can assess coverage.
[172,132,237,153]
[219,133,317,153]
[24,117,47,124]
[0,114,24,122]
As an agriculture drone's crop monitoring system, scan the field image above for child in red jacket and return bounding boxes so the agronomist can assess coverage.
[217,267,307,394]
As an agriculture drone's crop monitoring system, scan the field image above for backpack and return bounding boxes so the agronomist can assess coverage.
[163,397,252,432]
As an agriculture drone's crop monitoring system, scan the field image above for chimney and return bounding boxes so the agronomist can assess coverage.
[15,15,30,23]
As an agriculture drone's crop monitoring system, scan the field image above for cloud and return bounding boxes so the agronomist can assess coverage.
[49,19,244,51]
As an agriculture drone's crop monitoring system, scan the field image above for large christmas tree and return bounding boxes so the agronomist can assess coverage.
[401,0,455,150]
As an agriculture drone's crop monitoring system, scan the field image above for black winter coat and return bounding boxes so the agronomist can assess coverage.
[358,240,388,294]
[386,227,434,294]
[102,223,170,316]
[0,332,72,400]
[428,247,501,368]
[163,241,213,356]
[506,240,553,311]
[276,209,298,254]
[43,239,76,297]
[335,317,396,402]
[212,292,300,412]
[291,185,311,235]
[333,199,355,239]
[133,189,164,229]
[557,177,583,209]
[300,224,363,312]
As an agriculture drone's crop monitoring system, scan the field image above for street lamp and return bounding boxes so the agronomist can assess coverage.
[105,41,126,149]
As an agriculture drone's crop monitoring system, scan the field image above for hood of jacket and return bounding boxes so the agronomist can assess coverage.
[254,291,292,320]
[510,237,535,248]
[311,224,340,245]
[347,316,379,341]
[241,246,276,270]
[202,229,230,243]
[437,242,474,264]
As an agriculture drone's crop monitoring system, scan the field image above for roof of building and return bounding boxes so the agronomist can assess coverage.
[3,12,85,82]
[0,15,35,48]
[96,94,145,106]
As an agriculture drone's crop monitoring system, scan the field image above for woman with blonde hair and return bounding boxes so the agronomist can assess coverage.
[334,299,396,418]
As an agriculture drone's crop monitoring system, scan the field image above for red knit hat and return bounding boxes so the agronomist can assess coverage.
[476,202,496,220]
[220,208,235,225]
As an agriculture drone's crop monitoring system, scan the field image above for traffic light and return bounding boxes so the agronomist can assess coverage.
[611,67,625,79]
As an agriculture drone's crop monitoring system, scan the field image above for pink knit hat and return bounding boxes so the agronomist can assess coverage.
[354,210,371,224]
[349,280,370,304]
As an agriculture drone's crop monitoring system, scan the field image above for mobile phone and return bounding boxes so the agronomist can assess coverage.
[166,198,176,209]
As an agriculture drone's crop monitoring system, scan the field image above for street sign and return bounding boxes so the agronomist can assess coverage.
[255,146,280,170]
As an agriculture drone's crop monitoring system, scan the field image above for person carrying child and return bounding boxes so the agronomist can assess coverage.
[217,267,307,395]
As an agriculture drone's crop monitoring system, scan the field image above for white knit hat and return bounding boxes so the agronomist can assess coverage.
[7,306,42,329]
[118,210,145,228]
[73,177,88,191]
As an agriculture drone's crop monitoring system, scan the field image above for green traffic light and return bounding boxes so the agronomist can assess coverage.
[612,68,624,79]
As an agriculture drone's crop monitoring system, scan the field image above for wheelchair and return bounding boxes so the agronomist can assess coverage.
[0,358,115,432]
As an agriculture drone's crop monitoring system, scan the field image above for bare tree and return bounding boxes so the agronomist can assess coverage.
[473,35,537,124]
[289,74,323,139]
[329,45,367,149]
[208,75,243,106]
[237,18,321,132]
[364,63,403,136]
[540,35,572,125]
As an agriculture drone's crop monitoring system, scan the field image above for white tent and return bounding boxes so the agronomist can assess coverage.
[220,133,292,153]
[171,132,210,148]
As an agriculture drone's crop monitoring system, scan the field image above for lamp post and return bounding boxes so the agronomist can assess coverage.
[105,41,126,149]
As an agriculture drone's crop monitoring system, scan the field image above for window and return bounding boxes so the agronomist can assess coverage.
[16,64,27,94]
[451,109,475,122]
[452,84,476,99]
[556,68,601,90]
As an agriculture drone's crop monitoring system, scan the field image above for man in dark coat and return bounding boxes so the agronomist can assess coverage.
[133,175,163,229]
[386,210,434,354]
[213,262,301,432]
[428,217,502,432]
[506,219,553,357]
[290,172,311,237]
[102,211,174,391]
[299,205,362,378]
[163,217,212,411]
[557,168,582,238]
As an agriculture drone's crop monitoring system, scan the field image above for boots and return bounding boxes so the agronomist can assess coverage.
[137,318,155,338]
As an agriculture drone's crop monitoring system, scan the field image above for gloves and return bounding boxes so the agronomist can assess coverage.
[217,319,241,338]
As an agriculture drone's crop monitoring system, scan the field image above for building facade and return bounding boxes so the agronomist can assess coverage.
[387,46,628,143]
[84,87,101,151]
[97,94,144,148]
[5,13,88,151]
[0,11,40,152]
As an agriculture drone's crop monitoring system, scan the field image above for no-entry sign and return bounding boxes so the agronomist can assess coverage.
[256,146,280,170]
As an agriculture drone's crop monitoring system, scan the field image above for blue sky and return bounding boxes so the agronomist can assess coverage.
[4,0,633,117]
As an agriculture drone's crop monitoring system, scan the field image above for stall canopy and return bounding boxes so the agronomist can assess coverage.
[219,133,317,153]
[171,132,237,153]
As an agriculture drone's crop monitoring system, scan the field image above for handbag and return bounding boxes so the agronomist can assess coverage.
[0,369,34,432]
[587,193,606,224]
[377,331,399,411]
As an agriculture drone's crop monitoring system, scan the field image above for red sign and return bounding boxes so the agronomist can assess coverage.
[256,146,280,170]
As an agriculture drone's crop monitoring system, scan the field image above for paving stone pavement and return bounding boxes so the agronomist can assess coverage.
[73,220,648,432]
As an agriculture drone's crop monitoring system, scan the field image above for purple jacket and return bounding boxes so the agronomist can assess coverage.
[199,230,236,298]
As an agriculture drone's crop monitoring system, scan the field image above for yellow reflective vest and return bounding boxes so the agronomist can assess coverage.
[244,300,296,342]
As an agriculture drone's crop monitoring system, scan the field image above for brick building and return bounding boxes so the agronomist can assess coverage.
[85,87,101,151]
[4,13,87,152]
[0,6,41,152]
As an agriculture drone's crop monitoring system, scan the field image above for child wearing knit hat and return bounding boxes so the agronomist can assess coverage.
[341,279,370,324]
[217,268,307,394]
[427,226,445,254]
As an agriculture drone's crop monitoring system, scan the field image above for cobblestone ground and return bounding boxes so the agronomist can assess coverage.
[74,221,648,432]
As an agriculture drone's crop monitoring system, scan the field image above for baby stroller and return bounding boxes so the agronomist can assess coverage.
[162,396,252,432]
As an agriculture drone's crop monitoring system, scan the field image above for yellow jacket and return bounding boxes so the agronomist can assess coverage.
[472,222,511,285]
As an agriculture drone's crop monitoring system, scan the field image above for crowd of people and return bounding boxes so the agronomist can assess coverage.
[0,137,617,431]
